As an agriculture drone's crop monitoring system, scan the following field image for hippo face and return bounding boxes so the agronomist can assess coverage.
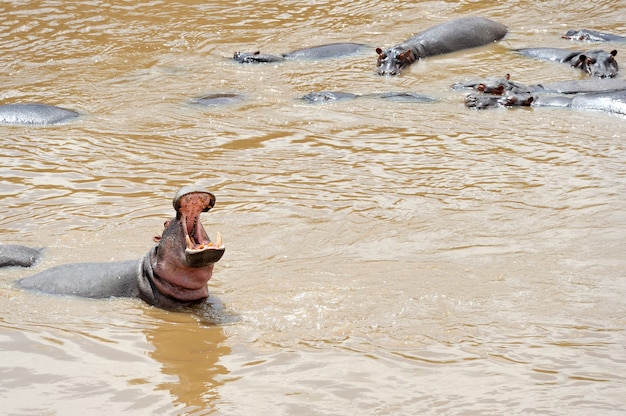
[465,92,534,109]
[376,47,415,76]
[572,49,618,78]
[150,186,225,301]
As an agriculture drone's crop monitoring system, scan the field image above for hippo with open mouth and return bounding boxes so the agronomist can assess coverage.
[10,186,225,308]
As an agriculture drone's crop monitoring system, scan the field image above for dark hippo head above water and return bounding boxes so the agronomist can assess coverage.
[571,49,618,78]
[15,185,225,308]
[516,48,619,78]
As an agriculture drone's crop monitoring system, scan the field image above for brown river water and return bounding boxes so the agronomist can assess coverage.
[1,1,625,415]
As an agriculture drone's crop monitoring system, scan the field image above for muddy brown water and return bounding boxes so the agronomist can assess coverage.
[1,1,625,415]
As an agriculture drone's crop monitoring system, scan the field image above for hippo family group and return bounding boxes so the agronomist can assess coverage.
[1,16,626,126]
[1,17,625,309]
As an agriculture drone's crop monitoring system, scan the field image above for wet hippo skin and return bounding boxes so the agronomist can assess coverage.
[375,16,508,75]
[13,186,225,308]
[0,103,79,125]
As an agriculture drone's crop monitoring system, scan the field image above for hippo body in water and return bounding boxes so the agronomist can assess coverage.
[515,48,618,78]
[10,186,225,308]
[0,103,79,125]
[233,42,368,64]
[375,16,508,76]
[299,91,436,103]
[563,29,626,43]
[0,245,42,268]
[453,75,626,95]
[465,89,626,115]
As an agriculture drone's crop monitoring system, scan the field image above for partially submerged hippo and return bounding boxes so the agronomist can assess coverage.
[453,74,626,95]
[0,245,42,268]
[0,103,79,125]
[465,88,626,115]
[10,186,225,308]
[563,29,626,43]
[190,92,246,106]
[375,16,507,76]
[233,42,368,64]
[515,48,618,78]
[451,73,534,95]
[300,91,436,103]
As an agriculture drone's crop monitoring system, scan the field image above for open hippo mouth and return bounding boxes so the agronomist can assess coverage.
[173,186,225,267]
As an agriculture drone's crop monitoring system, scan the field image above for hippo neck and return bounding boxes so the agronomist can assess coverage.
[138,248,208,308]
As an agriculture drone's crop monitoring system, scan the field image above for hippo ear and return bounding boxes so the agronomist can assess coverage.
[611,49,617,57]
[376,47,384,57]
[400,49,412,62]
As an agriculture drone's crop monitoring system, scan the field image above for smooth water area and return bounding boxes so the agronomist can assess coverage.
[1,1,625,414]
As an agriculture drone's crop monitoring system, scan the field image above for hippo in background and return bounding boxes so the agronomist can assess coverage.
[299,91,436,103]
[0,245,42,268]
[459,73,626,115]
[233,42,369,63]
[4,186,225,309]
[515,48,618,78]
[563,29,626,43]
[452,74,626,95]
[0,103,79,125]
[375,16,507,76]
[465,89,626,115]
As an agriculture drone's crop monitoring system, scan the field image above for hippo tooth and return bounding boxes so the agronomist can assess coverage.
[216,232,222,248]
[185,235,194,250]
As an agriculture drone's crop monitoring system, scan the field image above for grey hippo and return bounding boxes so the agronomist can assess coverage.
[563,29,626,43]
[299,91,437,103]
[515,48,618,78]
[452,74,626,95]
[457,73,626,115]
[233,42,369,63]
[0,245,43,268]
[2,186,225,308]
[375,16,508,76]
[465,89,626,115]
[0,103,79,125]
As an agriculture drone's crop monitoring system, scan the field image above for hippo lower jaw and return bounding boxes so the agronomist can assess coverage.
[185,232,225,267]
[150,186,226,302]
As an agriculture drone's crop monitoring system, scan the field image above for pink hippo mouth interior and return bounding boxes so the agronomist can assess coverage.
[175,187,225,267]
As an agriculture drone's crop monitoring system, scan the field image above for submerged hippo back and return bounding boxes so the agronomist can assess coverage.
[283,43,368,60]
[0,103,79,125]
[407,16,508,58]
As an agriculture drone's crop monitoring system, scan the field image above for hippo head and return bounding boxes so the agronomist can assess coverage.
[233,50,284,63]
[376,47,415,76]
[465,92,534,109]
[150,186,225,302]
[572,49,618,78]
